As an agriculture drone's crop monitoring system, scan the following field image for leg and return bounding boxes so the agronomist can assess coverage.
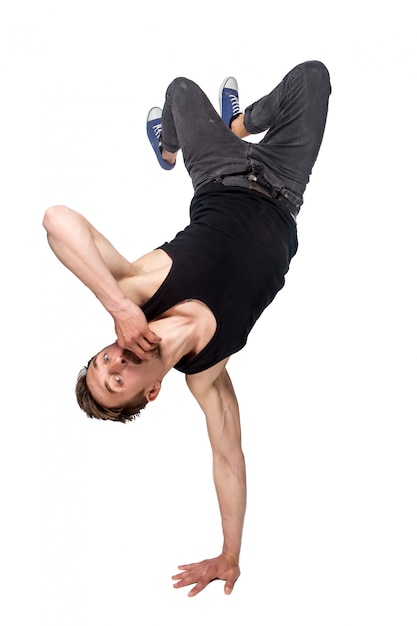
[244,61,331,201]
[229,114,250,139]
[160,77,251,190]
[161,147,177,165]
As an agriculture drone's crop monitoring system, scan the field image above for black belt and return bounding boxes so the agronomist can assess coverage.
[220,173,301,218]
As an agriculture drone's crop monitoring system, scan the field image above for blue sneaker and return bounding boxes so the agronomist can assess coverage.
[219,77,240,127]
[146,107,175,170]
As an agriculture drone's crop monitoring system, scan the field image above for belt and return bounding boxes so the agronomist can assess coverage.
[221,173,301,218]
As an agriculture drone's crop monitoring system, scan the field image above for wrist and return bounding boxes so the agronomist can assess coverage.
[104,293,134,316]
[221,550,239,565]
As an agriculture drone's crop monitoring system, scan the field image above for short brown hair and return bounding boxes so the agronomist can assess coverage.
[75,365,148,423]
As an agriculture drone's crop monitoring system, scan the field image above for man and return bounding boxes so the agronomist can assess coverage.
[43,61,331,597]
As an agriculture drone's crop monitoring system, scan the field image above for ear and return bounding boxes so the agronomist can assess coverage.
[146,380,161,403]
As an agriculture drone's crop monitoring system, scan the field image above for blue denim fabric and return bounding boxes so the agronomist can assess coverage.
[160,61,331,208]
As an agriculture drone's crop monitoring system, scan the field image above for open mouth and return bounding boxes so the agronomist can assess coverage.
[122,349,143,365]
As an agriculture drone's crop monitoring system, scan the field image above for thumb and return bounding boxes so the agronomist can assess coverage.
[224,580,234,595]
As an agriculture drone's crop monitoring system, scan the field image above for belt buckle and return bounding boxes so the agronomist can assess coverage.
[247,173,273,198]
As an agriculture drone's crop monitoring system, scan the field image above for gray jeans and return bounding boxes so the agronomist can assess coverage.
[160,60,331,208]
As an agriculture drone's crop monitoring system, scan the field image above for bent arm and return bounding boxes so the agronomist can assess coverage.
[43,205,160,357]
[43,205,135,311]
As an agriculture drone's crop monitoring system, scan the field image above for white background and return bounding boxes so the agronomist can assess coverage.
[1,1,416,624]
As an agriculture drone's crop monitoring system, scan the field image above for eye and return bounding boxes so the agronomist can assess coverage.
[104,354,110,362]
[115,376,122,385]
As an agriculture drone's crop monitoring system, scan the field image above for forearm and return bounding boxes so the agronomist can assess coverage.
[44,205,161,357]
[187,364,246,562]
[213,451,247,561]
[43,205,130,314]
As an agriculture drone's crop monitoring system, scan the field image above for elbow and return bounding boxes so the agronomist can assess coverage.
[42,204,69,235]
[214,450,246,476]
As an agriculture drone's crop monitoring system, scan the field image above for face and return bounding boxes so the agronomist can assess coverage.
[86,342,161,409]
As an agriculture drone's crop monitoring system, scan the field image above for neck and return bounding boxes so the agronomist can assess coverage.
[148,300,216,374]
[149,316,198,373]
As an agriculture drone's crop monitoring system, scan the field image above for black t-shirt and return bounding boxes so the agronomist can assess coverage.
[142,183,298,374]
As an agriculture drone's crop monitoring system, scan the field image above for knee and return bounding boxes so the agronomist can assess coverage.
[165,76,195,97]
[302,60,331,92]
[168,76,189,88]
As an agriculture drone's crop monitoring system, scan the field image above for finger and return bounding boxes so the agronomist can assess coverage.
[140,347,156,359]
[138,339,161,354]
[132,341,159,359]
[172,567,198,583]
[173,576,208,597]
[137,338,156,351]
[172,568,202,590]
[115,337,149,357]
[140,338,159,349]
[172,576,195,589]
[131,344,151,358]
[176,563,198,570]
[172,568,198,582]
[188,582,206,598]
[142,329,162,344]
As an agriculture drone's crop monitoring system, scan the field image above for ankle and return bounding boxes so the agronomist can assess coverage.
[162,149,177,165]
[230,113,250,139]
